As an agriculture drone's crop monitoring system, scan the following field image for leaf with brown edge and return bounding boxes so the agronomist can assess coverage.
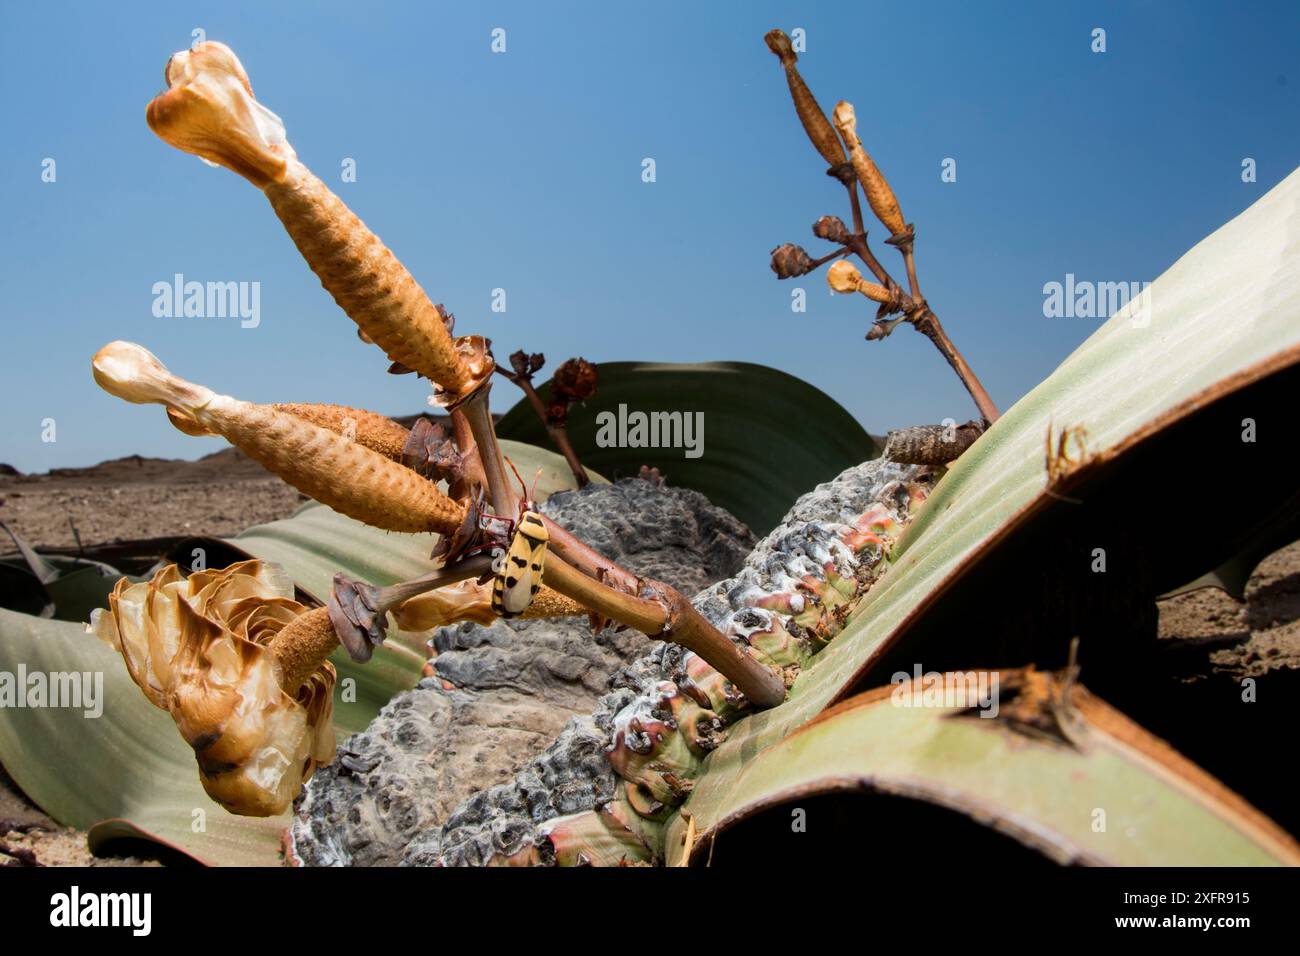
[681,668,1300,867]
[663,166,1300,864]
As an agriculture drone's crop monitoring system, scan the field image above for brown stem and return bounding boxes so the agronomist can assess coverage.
[846,182,866,238]
[541,516,640,594]
[845,233,899,293]
[371,555,496,611]
[327,555,494,662]
[457,381,519,517]
[495,367,590,488]
[911,308,1001,424]
[547,425,590,488]
[901,245,923,305]
[541,555,786,708]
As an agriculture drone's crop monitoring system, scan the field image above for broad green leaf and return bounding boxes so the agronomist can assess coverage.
[1,520,122,622]
[668,166,1300,855]
[0,608,286,865]
[684,676,1300,867]
[496,362,881,535]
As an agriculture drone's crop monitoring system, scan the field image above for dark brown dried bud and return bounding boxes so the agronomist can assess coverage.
[509,349,545,379]
[770,243,814,279]
[813,215,850,245]
[764,29,796,64]
[551,357,599,406]
[402,417,473,494]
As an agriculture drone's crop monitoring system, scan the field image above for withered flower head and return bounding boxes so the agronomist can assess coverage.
[551,358,599,406]
[509,350,546,379]
[813,215,851,245]
[146,41,294,188]
[827,259,865,294]
[828,260,898,313]
[770,243,815,279]
[88,560,336,817]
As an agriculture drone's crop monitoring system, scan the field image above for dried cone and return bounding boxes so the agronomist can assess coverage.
[550,358,599,406]
[145,41,483,399]
[770,243,815,279]
[270,403,411,461]
[828,260,892,304]
[92,341,464,535]
[831,101,906,236]
[169,401,412,462]
[764,29,846,168]
[88,560,335,816]
[812,215,850,245]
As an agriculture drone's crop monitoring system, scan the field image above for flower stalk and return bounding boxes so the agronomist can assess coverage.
[497,352,593,488]
[763,32,1001,425]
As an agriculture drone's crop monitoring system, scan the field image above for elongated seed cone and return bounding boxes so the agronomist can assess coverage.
[393,579,584,631]
[88,560,335,816]
[263,161,483,395]
[92,342,464,535]
[166,401,411,461]
[764,30,845,168]
[828,260,891,303]
[831,101,906,236]
[146,42,294,188]
[145,41,480,397]
[271,403,410,461]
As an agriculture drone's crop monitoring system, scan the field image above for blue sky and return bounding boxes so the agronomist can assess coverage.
[2,0,1298,472]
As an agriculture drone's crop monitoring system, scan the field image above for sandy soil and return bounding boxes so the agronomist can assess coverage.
[0,448,304,551]
[1156,540,1300,679]
[1,451,1297,865]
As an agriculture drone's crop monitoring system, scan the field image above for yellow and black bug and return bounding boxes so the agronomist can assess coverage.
[491,509,549,617]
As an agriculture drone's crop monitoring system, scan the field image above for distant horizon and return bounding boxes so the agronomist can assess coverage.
[5,1,1299,472]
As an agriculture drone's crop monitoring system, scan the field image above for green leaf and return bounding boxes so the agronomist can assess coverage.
[1,520,123,623]
[0,608,287,865]
[1160,499,1300,601]
[496,362,881,535]
[685,675,1300,866]
[667,166,1300,855]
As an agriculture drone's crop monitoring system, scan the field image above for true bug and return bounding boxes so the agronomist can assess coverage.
[492,509,549,617]
[489,461,549,618]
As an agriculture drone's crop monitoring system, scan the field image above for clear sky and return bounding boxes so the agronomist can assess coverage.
[3,0,1299,472]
